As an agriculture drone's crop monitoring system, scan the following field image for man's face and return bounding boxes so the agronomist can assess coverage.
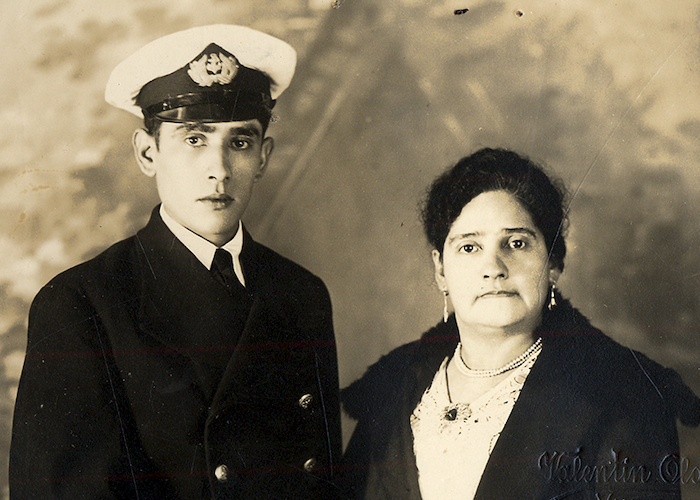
[134,120,273,246]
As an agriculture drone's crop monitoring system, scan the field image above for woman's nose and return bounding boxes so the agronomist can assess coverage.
[482,249,507,279]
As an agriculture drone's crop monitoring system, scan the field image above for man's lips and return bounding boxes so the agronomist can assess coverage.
[198,194,233,203]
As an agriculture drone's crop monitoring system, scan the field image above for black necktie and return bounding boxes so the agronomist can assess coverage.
[211,248,244,292]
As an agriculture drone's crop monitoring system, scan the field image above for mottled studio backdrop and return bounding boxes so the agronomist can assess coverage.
[2,0,700,498]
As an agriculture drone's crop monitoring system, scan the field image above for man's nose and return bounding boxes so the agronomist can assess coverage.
[207,148,231,182]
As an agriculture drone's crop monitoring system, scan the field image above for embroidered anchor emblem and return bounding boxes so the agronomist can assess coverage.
[188,53,239,87]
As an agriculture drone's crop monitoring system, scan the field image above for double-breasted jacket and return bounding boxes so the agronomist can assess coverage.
[10,208,342,499]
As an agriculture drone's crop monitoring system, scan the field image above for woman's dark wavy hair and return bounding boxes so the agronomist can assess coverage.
[421,148,569,271]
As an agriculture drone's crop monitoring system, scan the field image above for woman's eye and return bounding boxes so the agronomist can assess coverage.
[508,239,526,250]
[460,244,477,254]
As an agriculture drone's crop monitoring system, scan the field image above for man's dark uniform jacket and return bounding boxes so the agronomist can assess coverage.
[10,207,342,499]
[341,298,700,500]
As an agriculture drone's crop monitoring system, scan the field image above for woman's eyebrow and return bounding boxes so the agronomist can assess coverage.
[504,228,538,238]
[448,228,538,244]
[448,232,481,244]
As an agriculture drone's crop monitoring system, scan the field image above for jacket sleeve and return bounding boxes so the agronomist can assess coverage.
[588,347,686,500]
[591,402,682,499]
[634,349,700,427]
[340,353,391,500]
[340,343,422,500]
[341,342,419,423]
[9,280,167,500]
[306,277,344,492]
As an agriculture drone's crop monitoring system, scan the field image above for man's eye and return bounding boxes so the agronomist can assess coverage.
[460,244,477,254]
[185,136,203,146]
[231,139,250,149]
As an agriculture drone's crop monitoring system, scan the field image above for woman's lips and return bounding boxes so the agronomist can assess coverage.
[479,290,517,298]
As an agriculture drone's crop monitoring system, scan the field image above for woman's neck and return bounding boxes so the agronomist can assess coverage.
[446,328,539,405]
[456,328,537,371]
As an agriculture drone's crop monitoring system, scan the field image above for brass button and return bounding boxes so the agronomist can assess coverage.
[303,457,318,472]
[298,393,313,409]
[214,464,229,482]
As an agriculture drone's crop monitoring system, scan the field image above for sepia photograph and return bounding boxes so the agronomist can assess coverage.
[1,0,700,498]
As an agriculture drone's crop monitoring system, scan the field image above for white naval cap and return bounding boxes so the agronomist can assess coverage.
[105,24,297,123]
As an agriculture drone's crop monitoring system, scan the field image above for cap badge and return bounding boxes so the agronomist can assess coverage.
[187,52,239,87]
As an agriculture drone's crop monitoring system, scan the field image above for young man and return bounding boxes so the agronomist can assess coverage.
[10,25,341,499]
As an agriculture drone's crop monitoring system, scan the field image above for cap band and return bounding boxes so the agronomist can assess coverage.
[143,90,274,123]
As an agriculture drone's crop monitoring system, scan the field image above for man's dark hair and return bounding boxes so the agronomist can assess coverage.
[143,115,163,148]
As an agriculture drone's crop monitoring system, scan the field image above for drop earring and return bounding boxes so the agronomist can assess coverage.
[443,289,449,323]
[548,283,557,311]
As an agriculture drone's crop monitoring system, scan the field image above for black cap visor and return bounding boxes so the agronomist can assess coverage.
[143,91,274,123]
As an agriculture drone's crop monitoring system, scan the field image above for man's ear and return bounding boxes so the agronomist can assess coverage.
[432,249,447,291]
[132,129,157,177]
[254,136,274,182]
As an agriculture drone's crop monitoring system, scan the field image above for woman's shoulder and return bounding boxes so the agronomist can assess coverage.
[341,319,458,420]
[543,298,700,426]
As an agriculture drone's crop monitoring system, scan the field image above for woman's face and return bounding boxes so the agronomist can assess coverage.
[433,190,560,336]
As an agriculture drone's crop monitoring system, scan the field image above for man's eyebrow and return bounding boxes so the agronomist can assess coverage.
[174,122,217,134]
[228,126,262,138]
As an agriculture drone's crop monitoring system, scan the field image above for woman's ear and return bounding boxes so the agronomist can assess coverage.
[549,265,562,285]
[132,128,157,177]
[432,249,447,291]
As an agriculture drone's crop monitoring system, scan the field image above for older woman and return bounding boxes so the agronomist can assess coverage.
[341,148,700,500]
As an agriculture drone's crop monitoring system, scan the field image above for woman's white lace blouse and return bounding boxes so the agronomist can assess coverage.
[410,347,540,500]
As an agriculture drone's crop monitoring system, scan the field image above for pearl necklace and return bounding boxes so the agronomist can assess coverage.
[454,337,542,378]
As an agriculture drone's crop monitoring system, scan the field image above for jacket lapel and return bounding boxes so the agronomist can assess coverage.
[208,227,285,416]
[135,209,232,348]
[371,322,607,500]
[474,334,606,500]
[134,215,289,417]
[134,210,258,402]
[378,329,459,499]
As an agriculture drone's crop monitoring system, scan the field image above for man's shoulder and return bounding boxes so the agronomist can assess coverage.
[41,207,169,293]
[37,234,140,299]
[26,233,143,338]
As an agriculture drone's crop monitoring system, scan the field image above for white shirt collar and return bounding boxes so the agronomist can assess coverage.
[159,205,246,286]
